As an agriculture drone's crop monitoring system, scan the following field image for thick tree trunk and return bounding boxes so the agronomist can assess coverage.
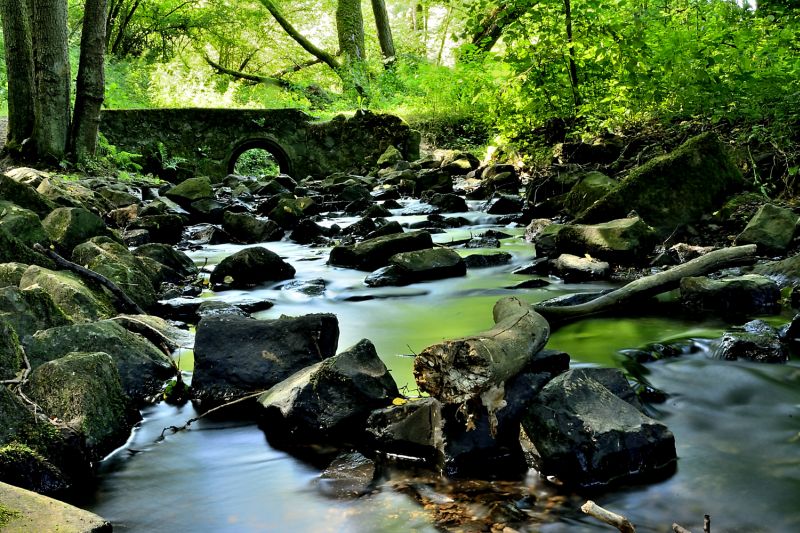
[31,0,71,161]
[0,0,36,148]
[534,245,758,323]
[414,297,550,405]
[371,0,395,64]
[70,0,108,161]
[336,0,366,65]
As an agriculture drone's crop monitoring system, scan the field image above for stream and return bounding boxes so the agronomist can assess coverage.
[81,201,800,532]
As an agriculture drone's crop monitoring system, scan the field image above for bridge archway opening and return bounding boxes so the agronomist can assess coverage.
[228,139,292,178]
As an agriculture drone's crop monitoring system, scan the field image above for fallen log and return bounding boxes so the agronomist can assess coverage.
[581,500,636,533]
[413,296,549,407]
[534,244,758,323]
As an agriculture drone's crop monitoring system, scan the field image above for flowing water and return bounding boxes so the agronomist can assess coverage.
[82,201,800,532]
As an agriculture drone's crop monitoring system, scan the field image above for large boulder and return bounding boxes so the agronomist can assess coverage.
[26,352,139,460]
[0,230,55,269]
[578,132,743,235]
[365,247,466,286]
[0,481,112,531]
[191,314,339,409]
[257,339,398,443]
[24,320,175,404]
[209,246,295,290]
[522,368,676,487]
[713,320,788,364]
[563,171,618,217]
[128,214,184,244]
[428,193,468,213]
[133,243,198,281]
[72,237,158,310]
[329,230,434,271]
[222,211,284,244]
[0,286,71,342]
[735,204,798,254]
[41,207,113,254]
[680,274,780,315]
[0,202,49,249]
[19,266,115,323]
[554,217,657,263]
[164,176,213,208]
[0,174,55,218]
[267,197,317,229]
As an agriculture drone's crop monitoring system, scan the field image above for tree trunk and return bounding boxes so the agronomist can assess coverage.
[336,0,366,65]
[70,0,108,161]
[110,0,140,56]
[0,0,36,148]
[371,0,395,64]
[534,245,758,323]
[564,0,581,109]
[414,296,550,405]
[31,0,71,161]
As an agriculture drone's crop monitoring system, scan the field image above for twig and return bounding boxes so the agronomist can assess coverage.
[33,243,146,315]
[581,500,636,533]
[672,525,692,533]
[156,389,266,442]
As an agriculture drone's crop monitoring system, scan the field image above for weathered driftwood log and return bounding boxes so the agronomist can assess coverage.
[413,296,549,406]
[581,500,636,533]
[33,242,146,315]
[534,244,758,323]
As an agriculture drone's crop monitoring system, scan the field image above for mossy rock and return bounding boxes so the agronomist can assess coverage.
[563,172,618,217]
[42,207,113,254]
[98,187,139,209]
[209,246,295,290]
[555,217,657,263]
[27,352,139,460]
[329,230,434,271]
[0,480,112,531]
[36,177,110,214]
[0,230,55,270]
[268,197,317,229]
[0,444,69,495]
[578,132,743,235]
[0,320,23,381]
[0,263,29,288]
[164,176,213,208]
[24,320,175,403]
[0,286,72,341]
[0,175,55,218]
[133,243,198,281]
[377,145,403,168]
[0,202,50,249]
[72,237,158,310]
[222,211,284,243]
[387,247,466,282]
[19,266,115,323]
[129,214,185,244]
[735,204,799,254]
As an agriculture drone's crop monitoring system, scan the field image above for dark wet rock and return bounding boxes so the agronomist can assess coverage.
[551,253,611,282]
[735,203,798,254]
[340,184,372,204]
[344,198,373,215]
[411,154,441,170]
[186,223,230,245]
[366,220,404,239]
[484,195,523,215]
[507,279,551,289]
[464,252,512,269]
[363,265,409,287]
[210,247,295,290]
[386,247,466,284]
[329,230,434,271]
[781,313,800,351]
[268,197,318,229]
[222,211,283,244]
[563,171,617,217]
[535,289,616,309]
[441,151,479,175]
[341,217,377,238]
[713,320,787,363]
[0,320,23,380]
[196,300,250,319]
[0,230,54,269]
[27,352,140,461]
[0,174,56,218]
[527,222,563,258]
[317,452,377,498]
[98,187,139,209]
[578,132,743,236]
[72,237,158,310]
[752,253,800,288]
[553,140,622,166]
[133,243,198,281]
[122,228,150,247]
[464,236,500,249]
[107,204,139,229]
[512,258,551,275]
[257,339,398,442]
[290,219,328,244]
[555,216,657,263]
[414,169,453,195]
[42,207,114,254]
[192,313,339,409]
[363,203,393,218]
[372,187,401,201]
[522,368,676,487]
[24,320,175,404]
[377,145,404,168]
[680,274,780,315]
[129,214,185,244]
[281,278,326,296]
[366,398,443,464]
[164,176,213,209]
[428,193,468,213]
[188,198,226,224]
[0,286,71,341]
[19,266,114,323]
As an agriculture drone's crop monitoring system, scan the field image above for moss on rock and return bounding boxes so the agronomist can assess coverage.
[0,286,72,341]
[19,266,114,323]
[42,207,113,254]
[0,202,50,249]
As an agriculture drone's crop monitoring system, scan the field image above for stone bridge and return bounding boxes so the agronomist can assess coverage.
[99,108,420,180]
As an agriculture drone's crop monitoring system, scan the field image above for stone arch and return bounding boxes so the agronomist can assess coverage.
[227,138,293,177]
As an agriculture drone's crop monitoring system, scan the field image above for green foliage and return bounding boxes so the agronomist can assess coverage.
[234,149,280,177]
[0,502,21,527]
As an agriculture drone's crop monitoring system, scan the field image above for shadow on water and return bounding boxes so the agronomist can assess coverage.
[84,204,800,532]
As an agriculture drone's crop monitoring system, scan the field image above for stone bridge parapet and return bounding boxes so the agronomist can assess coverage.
[99,108,420,180]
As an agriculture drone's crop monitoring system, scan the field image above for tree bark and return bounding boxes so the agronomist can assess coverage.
[414,296,550,404]
[70,0,108,161]
[534,245,758,323]
[564,0,581,109]
[371,0,395,64]
[31,0,71,161]
[110,0,140,56]
[0,0,36,148]
[336,0,366,71]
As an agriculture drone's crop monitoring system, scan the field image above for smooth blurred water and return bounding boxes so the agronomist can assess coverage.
[83,201,800,532]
